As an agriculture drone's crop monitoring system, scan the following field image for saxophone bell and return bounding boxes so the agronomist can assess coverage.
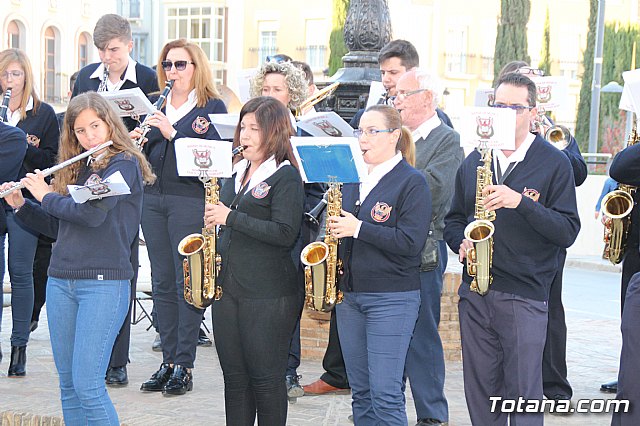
[464,219,495,295]
[602,189,635,264]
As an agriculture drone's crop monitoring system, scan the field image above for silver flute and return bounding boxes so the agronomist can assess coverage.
[0,140,114,198]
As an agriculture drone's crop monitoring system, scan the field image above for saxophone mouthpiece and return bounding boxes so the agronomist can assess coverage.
[232,145,247,156]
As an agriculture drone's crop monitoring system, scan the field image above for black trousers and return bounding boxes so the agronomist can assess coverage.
[320,308,349,389]
[213,289,299,426]
[31,235,53,322]
[109,235,139,368]
[542,249,572,399]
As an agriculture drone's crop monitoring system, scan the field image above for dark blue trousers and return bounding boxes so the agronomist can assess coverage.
[458,285,548,426]
[612,272,640,426]
[404,240,448,421]
[141,193,204,368]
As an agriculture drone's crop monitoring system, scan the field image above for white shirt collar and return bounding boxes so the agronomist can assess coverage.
[493,132,536,180]
[6,96,33,127]
[359,152,403,202]
[233,156,291,194]
[411,112,441,141]
[90,57,138,91]
[166,89,198,124]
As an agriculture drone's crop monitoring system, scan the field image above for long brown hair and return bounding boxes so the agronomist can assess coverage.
[0,48,40,120]
[54,92,155,194]
[233,96,298,169]
[365,105,415,166]
[156,39,220,107]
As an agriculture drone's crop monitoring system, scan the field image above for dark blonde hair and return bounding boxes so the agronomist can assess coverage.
[156,39,220,107]
[364,105,415,166]
[250,61,308,109]
[0,48,40,121]
[93,14,132,49]
[54,92,155,194]
[233,96,298,169]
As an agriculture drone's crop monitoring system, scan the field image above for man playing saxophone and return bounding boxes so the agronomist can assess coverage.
[444,72,580,426]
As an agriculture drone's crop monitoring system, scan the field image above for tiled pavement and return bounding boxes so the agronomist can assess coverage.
[0,248,626,425]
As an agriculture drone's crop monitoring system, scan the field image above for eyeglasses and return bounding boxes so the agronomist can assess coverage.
[1,70,24,80]
[489,101,535,115]
[517,67,545,76]
[353,128,398,138]
[388,89,428,103]
[161,60,194,72]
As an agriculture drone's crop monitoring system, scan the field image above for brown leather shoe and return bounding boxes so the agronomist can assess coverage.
[302,379,350,395]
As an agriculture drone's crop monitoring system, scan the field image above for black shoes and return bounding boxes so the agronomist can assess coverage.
[8,345,26,377]
[416,419,447,426]
[29,321,38,332]
[162,365,193,396]
[286,374,304,403]
[106,365,129,386]
[197,328,212,347]
[152,333,162,352]
[600,379,618,393]
[141,363,173,392]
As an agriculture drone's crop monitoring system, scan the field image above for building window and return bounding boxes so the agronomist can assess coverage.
[304,19,327,70]
[445,26,468,75]
[44,27,57,102]
[78,32,89,69]
[257,21,278,64]
[167,5,227,85]
[132,33,147,65]
[121,0,141,19]
[7,20,21,49]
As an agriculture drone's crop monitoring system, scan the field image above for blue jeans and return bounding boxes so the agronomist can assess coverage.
[0,210,38,346]
[337,290,420,426]
[47,277,130,426]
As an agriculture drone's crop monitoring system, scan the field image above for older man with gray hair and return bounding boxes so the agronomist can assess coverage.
[393,68,463,426]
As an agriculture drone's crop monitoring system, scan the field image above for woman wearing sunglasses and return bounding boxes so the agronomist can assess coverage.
[135,39,227,397]
[0,48,60,377]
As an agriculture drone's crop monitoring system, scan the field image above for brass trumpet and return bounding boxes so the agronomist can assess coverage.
[295,82,340,117]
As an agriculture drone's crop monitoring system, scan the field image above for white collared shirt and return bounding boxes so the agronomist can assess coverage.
[6,96,33,127]
[233,156,291,194]
[353,151,403,238]
[493,132,536,183]
[411,112,441,142]
[165,89,198,125]
[90,56,138,92]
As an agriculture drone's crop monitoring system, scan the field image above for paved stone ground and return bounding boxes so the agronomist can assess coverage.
[0,248,625,425]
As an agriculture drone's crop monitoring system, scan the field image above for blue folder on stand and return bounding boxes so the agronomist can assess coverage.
[291,136,366,183]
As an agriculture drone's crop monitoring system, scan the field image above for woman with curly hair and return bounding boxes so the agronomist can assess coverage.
[250,61,308,115]
[1,91,154,425]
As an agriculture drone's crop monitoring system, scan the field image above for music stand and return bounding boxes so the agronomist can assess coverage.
[290,136,366,184]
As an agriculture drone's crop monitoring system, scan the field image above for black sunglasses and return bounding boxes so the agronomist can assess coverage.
[161,60,194,72]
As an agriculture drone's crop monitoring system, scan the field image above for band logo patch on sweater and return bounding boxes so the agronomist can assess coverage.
[252,182,271,199]
[26,134,41,147]
[371,201,392,222]
[192,116,210,134]
[522,187,540,202]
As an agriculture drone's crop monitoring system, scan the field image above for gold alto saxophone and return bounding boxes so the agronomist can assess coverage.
[177,146,246,308]
[464,146,496,295]
[602,118,638,265]
[300,182,344,312]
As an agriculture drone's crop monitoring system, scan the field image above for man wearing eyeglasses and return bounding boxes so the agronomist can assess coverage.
[444,72,580,426]
[388,68,462,426]
[71,13,159,388]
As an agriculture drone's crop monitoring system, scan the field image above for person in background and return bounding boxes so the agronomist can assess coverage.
[0,47,60,377]
[1,91,154,425]
[137,39,226,397]
[205,96,304,425]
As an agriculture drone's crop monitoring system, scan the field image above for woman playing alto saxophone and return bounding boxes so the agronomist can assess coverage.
[204,96,304,425]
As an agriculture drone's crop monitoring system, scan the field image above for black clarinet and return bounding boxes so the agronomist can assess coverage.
[135,80,174,149]
[0,88,12,123]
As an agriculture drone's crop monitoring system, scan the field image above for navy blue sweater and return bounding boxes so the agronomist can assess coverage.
[0,122,27,232]
[72,62,159,131]
[143,98,227,198]
[17,102,60,174]
[339,160,431,293]
[444,135,580,301]
[15,152,144,281]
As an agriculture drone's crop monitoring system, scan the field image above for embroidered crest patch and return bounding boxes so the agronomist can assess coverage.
[522,187,540,202]
[252,182,271,199]
[26,134,41,147]
[371,201,393,223]
[192,116,210,134]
